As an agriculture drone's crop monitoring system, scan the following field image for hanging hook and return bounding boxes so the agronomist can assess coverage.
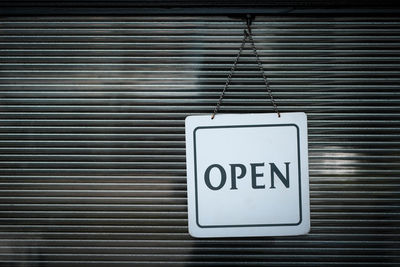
[246,14,253,35]
[246,14,253,26]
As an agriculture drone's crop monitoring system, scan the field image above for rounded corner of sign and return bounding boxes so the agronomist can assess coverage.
[188,226,204,238]
[291,112,307,120]
[299,112,307,118]
[185,116,194,128]
[297,218,311,235]
[304,226,311,235]
[185,115,193,124]
[299,113,308,126]
[299,224,311,236]
[188,228,197,238]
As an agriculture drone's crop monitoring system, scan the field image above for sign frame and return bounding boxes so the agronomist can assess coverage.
[185,112,310,238]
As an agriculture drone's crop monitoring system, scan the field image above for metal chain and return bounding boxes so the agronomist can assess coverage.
[211,31,248,120]
[246,24,280,118]
[211,18,280,119]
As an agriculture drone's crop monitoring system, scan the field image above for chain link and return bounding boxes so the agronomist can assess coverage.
[211,31,248,120]
[211,19,280,119]
[246,24,280,118]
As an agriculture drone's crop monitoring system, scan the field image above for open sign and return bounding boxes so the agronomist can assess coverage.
[185,113,310,238]
[203,162,291,191]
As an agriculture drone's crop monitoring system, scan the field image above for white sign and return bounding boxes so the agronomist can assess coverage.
[185,112,310,238]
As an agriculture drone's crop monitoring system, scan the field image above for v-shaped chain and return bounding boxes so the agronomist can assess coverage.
[211,17,280,119]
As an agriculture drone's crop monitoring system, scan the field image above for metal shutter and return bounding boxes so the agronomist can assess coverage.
[0,15,399,266]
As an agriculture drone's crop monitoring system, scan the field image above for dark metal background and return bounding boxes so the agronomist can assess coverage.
[0,15,399,266]
[1,1,400,15]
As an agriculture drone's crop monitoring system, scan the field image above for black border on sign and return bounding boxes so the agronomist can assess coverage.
[193,124,302,228]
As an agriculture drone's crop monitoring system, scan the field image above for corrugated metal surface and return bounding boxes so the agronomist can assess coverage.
[0,16,399,266]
